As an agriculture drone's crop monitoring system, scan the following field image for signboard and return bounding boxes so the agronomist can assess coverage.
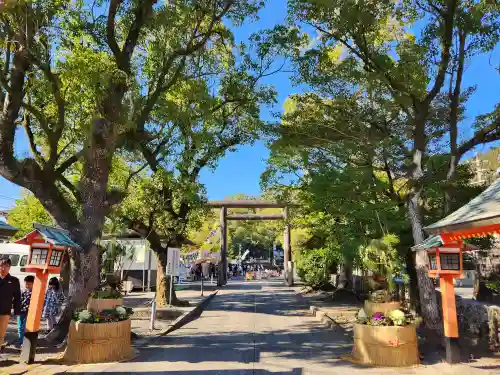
[241,249,250,261]
[166,248,180,276]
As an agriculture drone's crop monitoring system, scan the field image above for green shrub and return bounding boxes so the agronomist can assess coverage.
[72,306,133,323]
[90,286,123,299]
[296,247,338,289]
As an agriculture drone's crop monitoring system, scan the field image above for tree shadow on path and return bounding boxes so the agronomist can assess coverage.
[58,369,304,375]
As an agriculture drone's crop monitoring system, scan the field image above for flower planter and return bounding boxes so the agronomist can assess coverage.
[352,323,419,367]
[87,297,124,312]
[364,300,401,316]
[63,320,133,363]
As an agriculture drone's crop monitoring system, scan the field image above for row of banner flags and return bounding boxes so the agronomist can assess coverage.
[205,225,220,244]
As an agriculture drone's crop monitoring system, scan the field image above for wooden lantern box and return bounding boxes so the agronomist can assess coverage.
[352,323,419,367]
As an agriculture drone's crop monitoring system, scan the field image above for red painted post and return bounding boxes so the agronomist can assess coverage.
[439,275,460,363]
[20,270,49,364]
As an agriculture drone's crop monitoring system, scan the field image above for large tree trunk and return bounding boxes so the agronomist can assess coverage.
[46,244,100,343]
[154,249,189,307]
[128,221,190,307]
[60,252,71,296]
[337,262,352,289]
[405,250,420,313]
[45,116,120,343]
[407,192,441,331]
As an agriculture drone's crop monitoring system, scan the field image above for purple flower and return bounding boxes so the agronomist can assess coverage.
[372,312,385,321]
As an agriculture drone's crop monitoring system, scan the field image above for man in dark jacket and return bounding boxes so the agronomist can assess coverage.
[0,257,21,351]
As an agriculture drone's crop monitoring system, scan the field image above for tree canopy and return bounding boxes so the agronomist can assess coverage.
[0,0,276,336]
[7,192,53,240]
[260,0,500,328]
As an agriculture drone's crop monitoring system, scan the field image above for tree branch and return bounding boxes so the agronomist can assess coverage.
[458,117,500,157]
[28,56,66,167]
[23,112,45,165]
[0,47,31,181]
[0,38,11,104]
[121,0,157,73]
[55,150,84,174]
[107,0,122,63]
[190,133,242,180]
[135,56,186,134]
[177,0,233,57]
[446,28,466,185]
[311,22,416,105]
[382,148,403,204]
[56,174,82,204]
[21,101,51,136]
[424,0,457,105]
[105,189,126,209]
[124,161,149,190]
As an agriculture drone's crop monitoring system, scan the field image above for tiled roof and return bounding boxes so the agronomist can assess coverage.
[33,223,79,248]
[411,235,442,251]
[0,221,18,232]
[425,177,500,234]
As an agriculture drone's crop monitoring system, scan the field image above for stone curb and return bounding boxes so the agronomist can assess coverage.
[158,289,219,336]
[131,307,184,320]
[310,305,337,329]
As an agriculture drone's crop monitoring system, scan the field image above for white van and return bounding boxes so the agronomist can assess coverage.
[0,243,31,280]
[0,243,60,282]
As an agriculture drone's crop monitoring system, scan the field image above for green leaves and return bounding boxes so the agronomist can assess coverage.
[0,0,280,250]
[259,0,500,297]
[8,192,53,240]
[359,233,402,287]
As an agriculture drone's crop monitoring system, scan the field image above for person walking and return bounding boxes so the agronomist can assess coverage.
[42,277,65,332]
[17,275,34,347]
[0,257,21,352]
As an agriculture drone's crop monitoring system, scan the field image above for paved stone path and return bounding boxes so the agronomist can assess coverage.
[0,283,215,367]
[64,280,499,375]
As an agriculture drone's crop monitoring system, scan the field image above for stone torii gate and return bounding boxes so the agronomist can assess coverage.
[207,200,293,287]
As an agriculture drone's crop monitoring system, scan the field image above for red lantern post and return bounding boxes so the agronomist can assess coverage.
[426,245,464,363]
[15,225,72,364]
[424,177,500,364]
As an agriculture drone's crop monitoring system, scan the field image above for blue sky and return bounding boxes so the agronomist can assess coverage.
[199,0,293,200]
[0,0,499,210]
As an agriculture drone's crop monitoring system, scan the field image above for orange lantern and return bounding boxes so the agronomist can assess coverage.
[425,244,465,364]
[413,235,474,364]
[423,177,500,364]
[16,224,77,364]
[426,246,463,278]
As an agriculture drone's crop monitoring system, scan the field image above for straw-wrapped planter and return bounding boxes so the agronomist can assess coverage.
[64,319,133,363]
[64,302,133,364]
[352,323,419,367]
[364,300,401,316]
[87,297,124,312]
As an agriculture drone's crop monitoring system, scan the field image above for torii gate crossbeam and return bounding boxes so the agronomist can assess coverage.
[206,200,294,287]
